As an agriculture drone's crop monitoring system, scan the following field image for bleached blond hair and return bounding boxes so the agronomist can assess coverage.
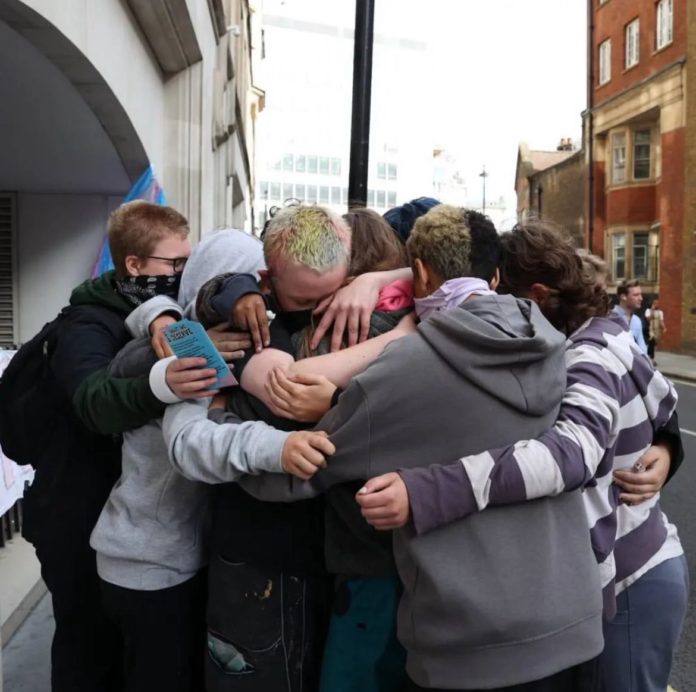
[263,204,351,272]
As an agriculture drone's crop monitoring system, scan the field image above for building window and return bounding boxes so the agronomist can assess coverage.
[612,233,626,280]
[633,129,651,179]
[307,185,317,203]
[342,187,348,205]
[295,155,306,173]
[387,191,397,207]
[308,156,318,174]
[656,0,673,50]
[368,189,375,206]
[270,182,281,201]
[377,162,386,180]
[599,39,611,85]
[319,158,330,175]
[632,232,650,279]
[331,158,341,176]
[612,132,627,184]
[377,190,386,208]
[283,154,293,172]
[319,186,329,204]
[625,19,639,68]
[283,183,293,201]
[272,158,281,171]
[295,184,306,201]
[331,187,341,204]
[388,163,397,181]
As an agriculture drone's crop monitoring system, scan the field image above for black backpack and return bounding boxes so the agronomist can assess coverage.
[0,305,124,468]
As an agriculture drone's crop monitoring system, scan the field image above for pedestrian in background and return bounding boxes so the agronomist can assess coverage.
[646,297,666,365]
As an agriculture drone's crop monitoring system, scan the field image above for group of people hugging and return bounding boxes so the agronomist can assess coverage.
[22,196,688,692]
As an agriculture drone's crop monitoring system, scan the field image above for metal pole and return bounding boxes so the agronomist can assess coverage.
[347,0,375,208]
[480,166,488,213]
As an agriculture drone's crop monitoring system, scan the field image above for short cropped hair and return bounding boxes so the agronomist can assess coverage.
[108,200,189,277]
[617,279,640,297]
[344,207,408,276]
[263,204,350,272]
[406,205,500,282]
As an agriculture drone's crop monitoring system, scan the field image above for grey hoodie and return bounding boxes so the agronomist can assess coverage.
[238,294,603,689]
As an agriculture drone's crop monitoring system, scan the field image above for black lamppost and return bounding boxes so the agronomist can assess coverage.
[347,0,375,208]
[479,166,488,214]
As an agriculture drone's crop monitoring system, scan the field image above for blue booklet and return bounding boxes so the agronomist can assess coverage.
[164,319,238,388]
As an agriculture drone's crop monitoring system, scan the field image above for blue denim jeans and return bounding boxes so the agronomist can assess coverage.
[601,554,689,692]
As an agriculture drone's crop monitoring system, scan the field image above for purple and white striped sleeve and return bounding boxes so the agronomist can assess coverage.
[401,346,622,535]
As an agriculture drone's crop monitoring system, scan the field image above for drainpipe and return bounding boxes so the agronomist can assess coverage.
[587,0,595,251]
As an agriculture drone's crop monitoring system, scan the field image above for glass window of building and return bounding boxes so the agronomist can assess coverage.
[319,186,329,203]
[320,157,330,175]
[388,163,397,181]
[377,162,386,180]
[368,189,375,206]
[612,233,626,280]
[388,191,397,207]
[342,188,348,205]
[656,0,673,50]
[331,158,341,176]
[612,132,626,184]
[307,185,318,203]
[283,183,294,201]
[283,154,294,171]
[599,39,611,85]
[272,158,281,171]
[632,232,650,279]
[270,182,281,201]
[377,190,386,208]
[308,156,318,174]
[331,187,341,204]
[633,129,651,180]
[625,19,640,69]
[295,184,306,201]
[295,155,306,173]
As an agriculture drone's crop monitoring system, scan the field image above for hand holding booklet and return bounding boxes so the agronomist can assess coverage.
[164,319,239,388]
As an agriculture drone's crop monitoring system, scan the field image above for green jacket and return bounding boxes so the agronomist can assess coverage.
[56,271,166,434]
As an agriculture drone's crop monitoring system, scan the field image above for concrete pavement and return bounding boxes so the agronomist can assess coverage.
[656,350,696,383]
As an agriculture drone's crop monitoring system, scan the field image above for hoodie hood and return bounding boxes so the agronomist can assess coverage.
[417,293,566,416]
[178,229,265,314]
[69,270,132,316]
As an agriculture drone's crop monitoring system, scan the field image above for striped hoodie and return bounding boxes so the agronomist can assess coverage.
[400,313,681,618]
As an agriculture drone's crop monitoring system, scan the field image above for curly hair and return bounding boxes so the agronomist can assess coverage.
[406,205,500,282]
[498,222,610,335]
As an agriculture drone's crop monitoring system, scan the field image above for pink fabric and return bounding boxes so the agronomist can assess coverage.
[376,279,414,312]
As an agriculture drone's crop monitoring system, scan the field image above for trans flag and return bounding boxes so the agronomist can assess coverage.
[91,166,168,278]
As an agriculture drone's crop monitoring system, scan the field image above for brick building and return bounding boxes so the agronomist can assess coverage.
[515,141,586,246]
[586,0,696,352]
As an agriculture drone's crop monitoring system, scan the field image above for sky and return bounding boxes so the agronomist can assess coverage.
[260,0,588,220]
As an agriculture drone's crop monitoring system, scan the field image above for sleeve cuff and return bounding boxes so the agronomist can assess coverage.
[149,356,182,404]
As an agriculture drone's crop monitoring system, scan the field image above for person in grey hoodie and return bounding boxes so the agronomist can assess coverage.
[89,229,333,692]
[178,206,605,691]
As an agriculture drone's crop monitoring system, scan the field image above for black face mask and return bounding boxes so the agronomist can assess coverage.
[277,308,314,334]
[115,272,183,307]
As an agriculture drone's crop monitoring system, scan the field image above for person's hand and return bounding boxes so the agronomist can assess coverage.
[395,311,417,335]
[613,444,671,504]
[311,273,383,352]
[150,314,177,359]
[265,368,337,422]
[165,358,219,400]
[232,294,270,353]
[207,323,253,362]
[355,472,410,530]
[209,393,227,411]
[281,430,335,480]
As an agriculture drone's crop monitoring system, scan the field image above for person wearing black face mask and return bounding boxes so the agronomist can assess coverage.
[20,200,192,692]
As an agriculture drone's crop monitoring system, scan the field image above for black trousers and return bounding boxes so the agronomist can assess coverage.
[29,511,123,692]
[100,571,207,692]
[405,655,604,692]
[205,555,332,692]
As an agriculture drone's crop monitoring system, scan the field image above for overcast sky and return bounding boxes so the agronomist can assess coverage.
[263,0,588,215]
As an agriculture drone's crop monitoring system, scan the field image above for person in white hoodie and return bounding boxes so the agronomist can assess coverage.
[90,229,333,692]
